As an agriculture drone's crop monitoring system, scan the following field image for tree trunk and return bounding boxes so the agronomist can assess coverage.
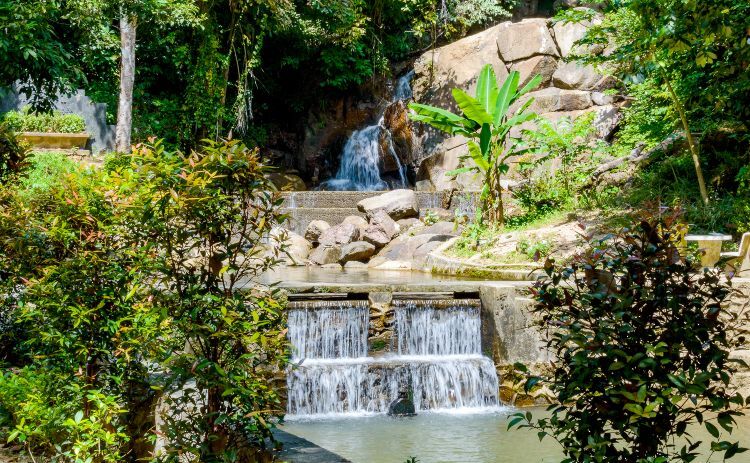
[663,75,709,205]
[116,15,137,153]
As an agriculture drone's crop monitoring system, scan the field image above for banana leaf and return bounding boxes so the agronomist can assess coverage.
[452,88,494,125]
[475,64,499,114]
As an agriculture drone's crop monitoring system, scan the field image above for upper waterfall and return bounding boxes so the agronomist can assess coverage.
[319,72,414,191]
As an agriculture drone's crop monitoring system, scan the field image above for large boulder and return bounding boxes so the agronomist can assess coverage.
[508,55,558,88]
[342,215,368,230]
[496,19,559,62]
[304,220,330,244]
[552,61,600,90]
[412,25,508,112]
[267,172,306,191]
[362,225,392,248]
[339,241,376,263]
[309,245,342,265]
[369,210,400,239]
[318,222,360,246]
[516,88,593,113]
[357,189,419,220]
[552,11,604,58]
[284,232,313,266]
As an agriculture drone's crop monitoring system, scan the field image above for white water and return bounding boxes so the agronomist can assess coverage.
[286,299,500,418]
[320,72,413,191]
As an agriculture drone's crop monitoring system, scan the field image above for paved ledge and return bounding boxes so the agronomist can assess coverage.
[272,429,351,463]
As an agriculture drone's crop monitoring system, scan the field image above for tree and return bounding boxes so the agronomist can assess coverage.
[511,207,750,462]
[571,1,750,206]
[65,0,199,152]
[0,0,84,111]
[408,65,541,224]
[119,140,289,461]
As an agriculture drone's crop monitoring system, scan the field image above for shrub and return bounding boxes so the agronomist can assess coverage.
[0,123,28,183]
[118,139,289,461]
[2,109,86,133]
[16,151,78,200]
[511,208,749,462]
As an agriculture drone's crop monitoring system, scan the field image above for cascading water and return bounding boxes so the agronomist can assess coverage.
[320,72,414,191]
[286,298,500,418]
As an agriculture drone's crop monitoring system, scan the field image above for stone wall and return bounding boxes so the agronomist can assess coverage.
[411,13,621,191]
[1,84,115,154]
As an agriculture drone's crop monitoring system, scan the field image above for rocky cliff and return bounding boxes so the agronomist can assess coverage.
[411,14,622,191]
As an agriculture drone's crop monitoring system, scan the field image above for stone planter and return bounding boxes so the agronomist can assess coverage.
[18,132,89,149]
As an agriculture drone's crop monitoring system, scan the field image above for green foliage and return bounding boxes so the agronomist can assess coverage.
[16,151,78,200]
[2,109,86,133]
[0,0,84,111]
[119,140,289,461]
[511,208,749,462]
[0,368,128,463]
[409,65,541,224]
[0,139,289,461]
[516,236,552,261]
[0,124,28,183]
[510,112,608,225]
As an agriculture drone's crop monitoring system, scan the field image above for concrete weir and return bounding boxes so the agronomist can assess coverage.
[269,268,549,408]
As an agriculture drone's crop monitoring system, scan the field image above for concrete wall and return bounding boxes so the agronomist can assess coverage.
[1,84,115,154]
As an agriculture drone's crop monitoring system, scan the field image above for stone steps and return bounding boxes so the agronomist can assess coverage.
[280,190,480,235]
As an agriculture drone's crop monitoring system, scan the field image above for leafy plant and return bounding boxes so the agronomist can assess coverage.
[2,109,86,133]
[118,139,290,461]
[409,64,541,225]
[510,207,750,462]
[516,236,552,261]
[0,123,28,183]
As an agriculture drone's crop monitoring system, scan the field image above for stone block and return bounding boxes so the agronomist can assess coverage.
[496,18,559,62]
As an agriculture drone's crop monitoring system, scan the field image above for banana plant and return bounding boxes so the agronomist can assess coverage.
[408,64,542,225]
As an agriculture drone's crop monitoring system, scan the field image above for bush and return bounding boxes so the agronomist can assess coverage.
[2,109,86,133]
[17,151,78,200]
[0,123,28,183]
[511,208,749,462]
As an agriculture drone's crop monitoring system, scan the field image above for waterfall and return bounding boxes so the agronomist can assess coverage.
[320,72,414,191]
[286,298,500,418]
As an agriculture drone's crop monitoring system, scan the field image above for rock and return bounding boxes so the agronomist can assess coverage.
[552,61,600,90]
[362,225,392,248]
[412,240,444,268]
[267,172,306,191]
[416,136,482,191]
[414,180,434,192]
[284,232,312,266]
[412,25,508,112]
[382,100,415,172]
[318,222,360,246]
[357,189,419,220]
[552,11,604,58]
[369,260,412,271]
[309,245,342,265]
[321,263,343,269]
[591,91,614,106]
[369,210,400,239]
[344,260,368,269]
[339,241,377,263]
[508,55,558,88]
[517,88,593,113]
[421,220,459,236]
[342,215,368,230]
[496,19,559,62]
[397,218,421,231]
[592,104,622,140]
[388,397,416,417]
[304,220,331,244]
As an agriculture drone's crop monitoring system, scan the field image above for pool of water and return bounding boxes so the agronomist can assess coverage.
[281,408,750,463]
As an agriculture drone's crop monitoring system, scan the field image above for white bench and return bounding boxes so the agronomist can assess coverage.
[721,232,750,276]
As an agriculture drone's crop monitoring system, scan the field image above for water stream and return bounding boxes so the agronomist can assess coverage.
[320,72,414,191]
[286,298,500,419]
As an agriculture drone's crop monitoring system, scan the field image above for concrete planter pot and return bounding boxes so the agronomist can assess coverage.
[18,132,89,149]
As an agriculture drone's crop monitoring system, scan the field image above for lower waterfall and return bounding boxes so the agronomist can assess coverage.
[286,299,500,418]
